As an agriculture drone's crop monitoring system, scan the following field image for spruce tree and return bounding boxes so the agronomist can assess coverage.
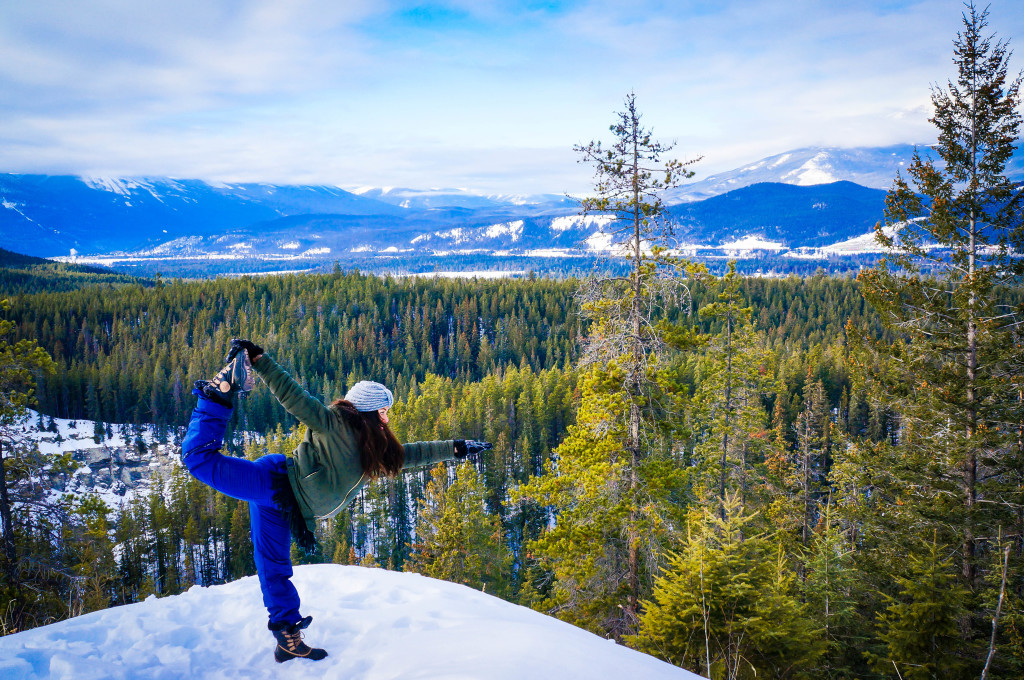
[867,537,970,679]
[634,493,824,678]
[516,92,701,639]
[692,262,777,521]
[408,462,511,597]
[857,2,1023,592]
[802,501,864,678]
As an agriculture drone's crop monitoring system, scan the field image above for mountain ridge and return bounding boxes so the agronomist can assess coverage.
[3,144,1020,266]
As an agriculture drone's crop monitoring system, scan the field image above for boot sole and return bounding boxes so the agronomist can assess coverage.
[274,647,328,663]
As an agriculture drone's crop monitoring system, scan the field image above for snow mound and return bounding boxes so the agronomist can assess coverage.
[0,565,699,680]
[717,235,786,253]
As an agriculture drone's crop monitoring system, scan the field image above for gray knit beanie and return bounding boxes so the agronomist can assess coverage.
[345,380,394,412]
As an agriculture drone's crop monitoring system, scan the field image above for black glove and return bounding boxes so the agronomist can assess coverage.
[454,440,493,459]
[229,338,264,361]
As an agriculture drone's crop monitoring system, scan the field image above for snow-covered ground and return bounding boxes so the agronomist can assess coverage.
[716,235,787,254]
[0,565,701,680]
[30,409,161,458]
[24,409,180,510]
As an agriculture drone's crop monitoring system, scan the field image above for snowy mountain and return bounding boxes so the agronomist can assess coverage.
[4,143,1021,269]
[668,145,920,202]
[0,564,701,680]
[55,182,886,270]
[0,175,402,258]
[669,180,888,248]
[667,143,1024,202]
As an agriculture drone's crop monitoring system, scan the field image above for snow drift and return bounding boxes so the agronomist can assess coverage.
[0,564,701,679]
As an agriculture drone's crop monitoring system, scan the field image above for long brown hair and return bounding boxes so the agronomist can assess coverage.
[331,399,404,479]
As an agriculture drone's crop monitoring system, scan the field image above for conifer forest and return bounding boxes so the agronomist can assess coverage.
[3,6,1024,679]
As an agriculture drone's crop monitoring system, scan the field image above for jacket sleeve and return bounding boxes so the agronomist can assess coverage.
[252,354,332,433]
[401,440,457,470]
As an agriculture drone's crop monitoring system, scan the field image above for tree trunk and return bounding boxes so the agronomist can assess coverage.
[720,313,732,521]
[963,52,979,587]
[0,440,17,570]
[623,111,643,635]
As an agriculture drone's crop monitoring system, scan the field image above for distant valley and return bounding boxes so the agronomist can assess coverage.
[2,144,1021,276]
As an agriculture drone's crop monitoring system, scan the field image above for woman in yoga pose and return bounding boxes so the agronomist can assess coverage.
[181,338,491,662]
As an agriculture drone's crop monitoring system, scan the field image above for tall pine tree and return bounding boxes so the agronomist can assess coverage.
[516,93,700,639]
[857,2,1023,593]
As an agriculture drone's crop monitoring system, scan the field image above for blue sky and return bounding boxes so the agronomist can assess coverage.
[1,0,1022,194]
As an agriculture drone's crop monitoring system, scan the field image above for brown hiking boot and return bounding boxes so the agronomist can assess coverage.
[270,617,328,663]
[211,347,255,398]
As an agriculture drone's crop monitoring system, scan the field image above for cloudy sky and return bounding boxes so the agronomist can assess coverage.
[2,0,1022,194]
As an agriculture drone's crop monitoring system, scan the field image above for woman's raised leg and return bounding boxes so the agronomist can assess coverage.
[181,392,276,505]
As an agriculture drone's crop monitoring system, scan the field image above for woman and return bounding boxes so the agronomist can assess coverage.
[181,338,491,663]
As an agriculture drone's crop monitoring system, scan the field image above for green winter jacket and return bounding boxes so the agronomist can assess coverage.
[252,354,456,531]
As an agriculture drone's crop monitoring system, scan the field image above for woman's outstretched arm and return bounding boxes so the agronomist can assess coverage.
[400,440,457,470]
[251,353,333,433]
[400,439,492,470]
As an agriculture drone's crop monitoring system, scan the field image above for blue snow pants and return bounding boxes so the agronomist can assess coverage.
[181,392,302,627]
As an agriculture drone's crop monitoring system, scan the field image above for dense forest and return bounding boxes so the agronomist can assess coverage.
[8,269,879,432]
[2,262,1020,677]
[70,251,881,280]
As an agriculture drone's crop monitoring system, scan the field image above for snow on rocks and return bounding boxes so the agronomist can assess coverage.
[24,410,180,509]
[0,565,702,680]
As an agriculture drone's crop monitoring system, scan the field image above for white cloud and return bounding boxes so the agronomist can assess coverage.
[0,0,1021,193]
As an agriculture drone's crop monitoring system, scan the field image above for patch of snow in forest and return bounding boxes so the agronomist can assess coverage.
[0,565,701,680]
[1,198,36,222]
[716,235,786,252]
[398,271,527,279]
[585,231,615,252]
[433,228,468,244]
[21,409,177,509]
[428,249,488,256]
[225,269,319,277]
[81,176,145,197]
[786,223,914,258]
[27,409,162,458]
[484,220,524,241]
[516,248,582,258]
[549,215,614,232]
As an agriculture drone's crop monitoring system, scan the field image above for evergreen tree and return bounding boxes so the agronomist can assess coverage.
[858,2,1023,591]
[802,501,863,678]
[516,92,701,639]
[692,263,777,521]
[408,462,511,597]
[70,495,116,614]
[634,493,824,678]
[866,537,970,679]
[0,299,58,631]
[791,379,831,546]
